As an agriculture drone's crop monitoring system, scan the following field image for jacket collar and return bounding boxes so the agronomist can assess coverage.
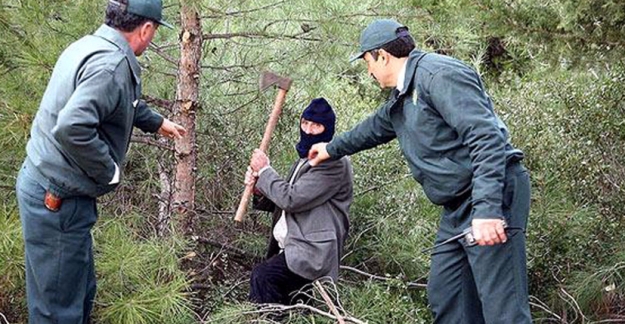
[397,49,425,96]
[93,24,141,84]
[396,60,408,92]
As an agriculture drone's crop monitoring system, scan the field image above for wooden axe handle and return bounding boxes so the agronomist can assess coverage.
[234,87,288,222]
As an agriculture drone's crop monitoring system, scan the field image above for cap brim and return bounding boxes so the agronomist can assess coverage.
[158,20,174,29]
[349,52,365,63]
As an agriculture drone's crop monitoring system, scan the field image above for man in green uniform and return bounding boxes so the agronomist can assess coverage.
[15,1,183,323]
[309,19,531,323]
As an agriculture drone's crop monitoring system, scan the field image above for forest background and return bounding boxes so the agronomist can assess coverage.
[1,0,624,323]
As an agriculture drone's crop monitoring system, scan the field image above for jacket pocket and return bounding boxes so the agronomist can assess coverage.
[304,229,335,242]
[289,230,337,280]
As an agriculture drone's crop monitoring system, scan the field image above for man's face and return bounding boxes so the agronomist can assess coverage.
[363,51,391,88]
[300,118,325,135]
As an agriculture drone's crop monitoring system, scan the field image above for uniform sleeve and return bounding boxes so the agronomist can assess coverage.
[327,103,396,159]
[134,99,164,133]
[255,159,350,214]
[428,68,506,218]
[52,69,120,185]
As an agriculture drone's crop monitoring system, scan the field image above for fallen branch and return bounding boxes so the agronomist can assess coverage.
[193,236,263,264]
[340,265,427,289]
[591,319,625,323]
[314,281,345,324]
[0,312,8,324]
[244,303,367,324]
[559,287,587,323]
[529,295,562,322]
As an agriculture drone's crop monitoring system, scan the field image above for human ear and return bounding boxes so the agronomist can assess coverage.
[141,22,154,40]
[376,49,387,62]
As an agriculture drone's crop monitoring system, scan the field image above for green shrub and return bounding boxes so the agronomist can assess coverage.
[93,218,195,324]
[0,203,26,322]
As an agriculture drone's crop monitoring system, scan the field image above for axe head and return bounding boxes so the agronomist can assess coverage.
[259,71,292,92]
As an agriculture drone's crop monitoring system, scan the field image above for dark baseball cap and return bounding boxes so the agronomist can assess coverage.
[349,19,408,62]
[109,0,173,29]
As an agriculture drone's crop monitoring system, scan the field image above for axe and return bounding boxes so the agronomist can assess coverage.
[234,71,292,222]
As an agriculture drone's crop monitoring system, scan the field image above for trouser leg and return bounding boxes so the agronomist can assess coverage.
[428,217,485,324]
[83,239,97,324]
[17,165,98,324]
[249,253,312,304]
[469,165,531,323]
[428,163,531,324]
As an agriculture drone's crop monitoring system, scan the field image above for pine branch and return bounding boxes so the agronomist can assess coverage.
[200,56,282,71]
[201,0,287,19]
[143,95,174,111]
[130,135,173,151]
[203,31,321,42]
[148,43,178,65]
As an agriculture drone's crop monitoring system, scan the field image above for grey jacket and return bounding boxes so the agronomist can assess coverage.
[25,24,163,198]
[254,157,353,281]
[328,50,523,219]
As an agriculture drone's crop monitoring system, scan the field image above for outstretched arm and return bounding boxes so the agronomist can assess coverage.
[308,102,397,166]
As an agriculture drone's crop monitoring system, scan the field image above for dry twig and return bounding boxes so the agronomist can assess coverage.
[340,265,427,289]
[529,295,562,322]
[560,287,587,323]
[314,281,345,324]
[244,303,367,324]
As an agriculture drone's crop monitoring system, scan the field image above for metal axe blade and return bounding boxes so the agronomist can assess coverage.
[259,70,292,91]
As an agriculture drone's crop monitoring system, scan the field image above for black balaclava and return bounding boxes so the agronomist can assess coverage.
[296,98,336,158]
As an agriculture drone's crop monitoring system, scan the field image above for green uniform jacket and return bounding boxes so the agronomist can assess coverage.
[328,50,523,219]
[26,24,163,198]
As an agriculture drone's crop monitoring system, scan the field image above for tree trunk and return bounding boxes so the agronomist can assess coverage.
[172,2,202,234]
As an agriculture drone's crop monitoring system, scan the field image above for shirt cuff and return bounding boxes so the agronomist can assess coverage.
[258,165,271,176]
[109,163,120,184]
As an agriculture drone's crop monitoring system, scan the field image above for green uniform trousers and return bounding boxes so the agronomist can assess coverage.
[427,161,532,323]
[17,161,98,324]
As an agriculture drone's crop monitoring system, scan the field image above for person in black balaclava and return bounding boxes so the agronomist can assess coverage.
[245,98,354,305]
[295,98,336,158]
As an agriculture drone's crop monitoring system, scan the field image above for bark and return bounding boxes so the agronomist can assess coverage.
[172,2,202,234]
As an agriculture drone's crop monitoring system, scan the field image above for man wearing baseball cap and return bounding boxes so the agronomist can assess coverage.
[16,1,183,323]
[309,19,531,323]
